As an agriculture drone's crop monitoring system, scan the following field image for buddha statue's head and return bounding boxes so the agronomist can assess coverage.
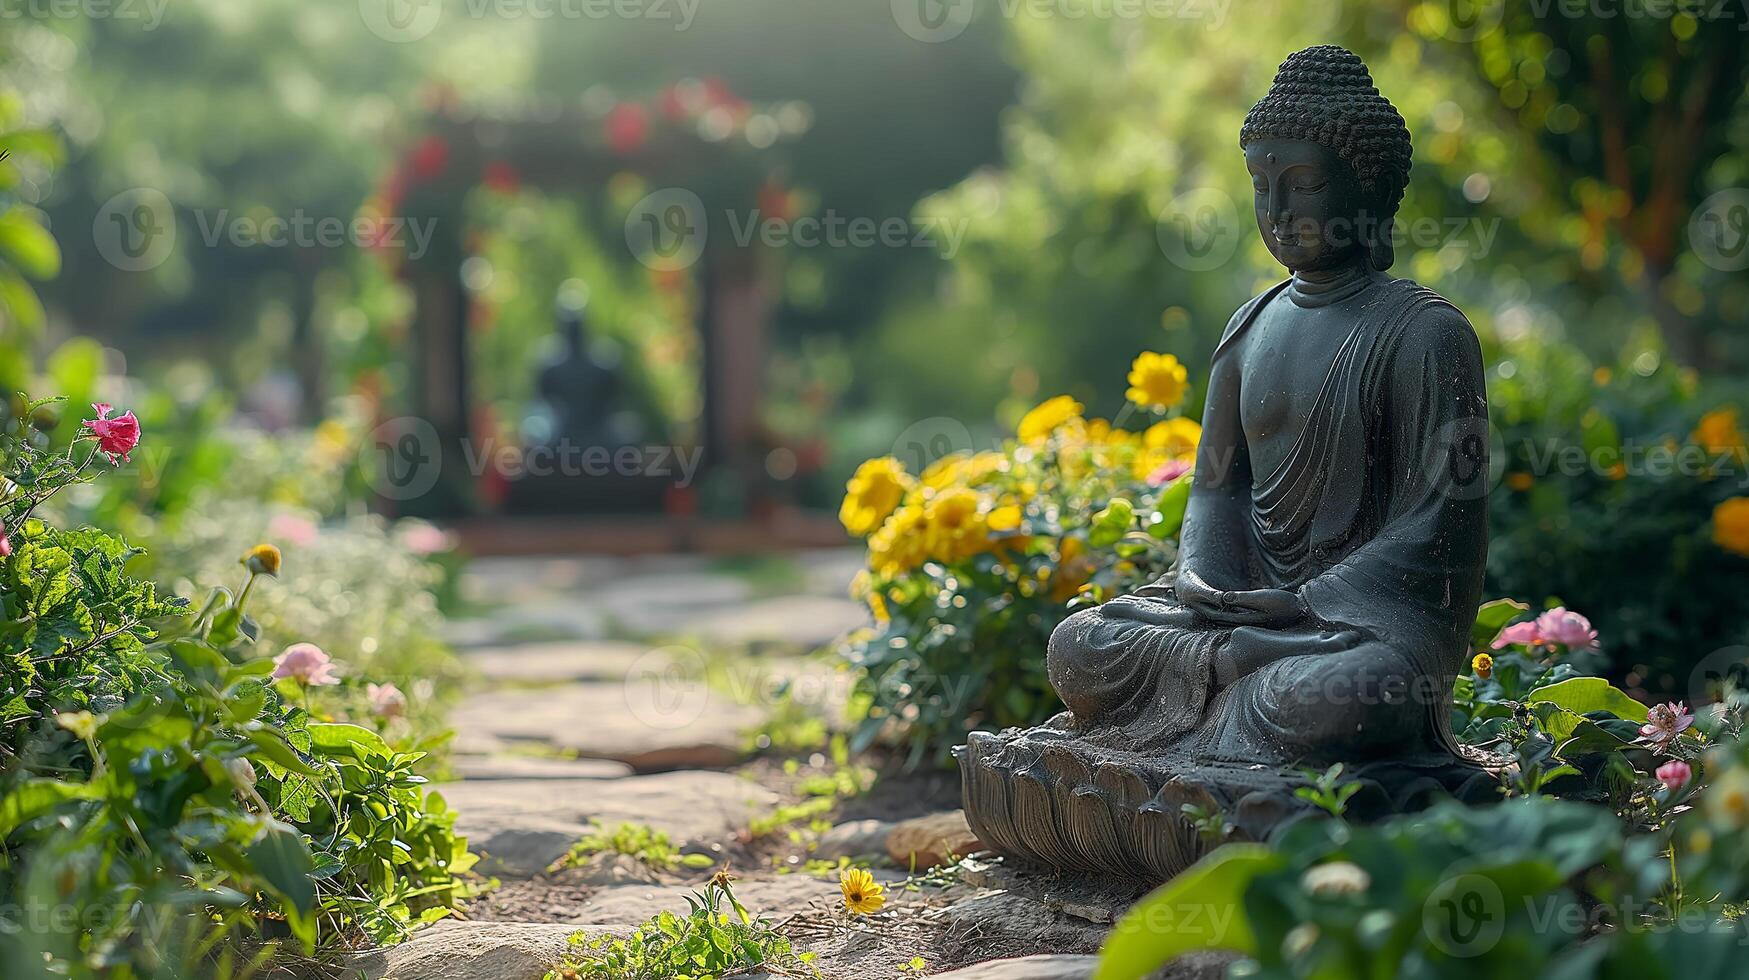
[1239,45,1412,274]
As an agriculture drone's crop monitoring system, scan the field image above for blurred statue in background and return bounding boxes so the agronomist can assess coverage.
[961,45,1497,881]
[531,292,647,451]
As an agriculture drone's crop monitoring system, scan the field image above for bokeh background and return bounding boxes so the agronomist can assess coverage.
[2,0,1748,696]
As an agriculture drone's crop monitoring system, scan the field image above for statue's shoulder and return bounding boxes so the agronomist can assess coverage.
[1213,279,1291,358]
[1375,276,1473,333]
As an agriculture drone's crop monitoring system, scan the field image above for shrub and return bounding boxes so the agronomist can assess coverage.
[836,355,1200,766]
[0,397,474,978]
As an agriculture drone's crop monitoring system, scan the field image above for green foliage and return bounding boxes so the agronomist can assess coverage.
[549,822,715,875]
[544,876,818,980]
[1099,797,1748,980]
[0,400,474,978]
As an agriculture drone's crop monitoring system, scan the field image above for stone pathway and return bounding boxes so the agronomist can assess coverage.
[351,550,1197,980]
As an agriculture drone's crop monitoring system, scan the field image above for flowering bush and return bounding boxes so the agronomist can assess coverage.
[836,354,1201,765]
[1485,339,1749,696]
[0,397,474,977]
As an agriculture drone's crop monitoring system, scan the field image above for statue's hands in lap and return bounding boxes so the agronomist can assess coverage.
[1177,571,1306,628]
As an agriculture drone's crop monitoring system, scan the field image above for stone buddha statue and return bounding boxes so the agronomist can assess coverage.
[960,46,1497,881]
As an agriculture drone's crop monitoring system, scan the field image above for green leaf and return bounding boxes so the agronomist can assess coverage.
[0,208,61,279]
[1148,475,1192,539]
[1525,677,1648,723]
[0,778,97,839]
[1470,597,1530,650]
[309,722,392,760]
[246,820,316,950]
[1096,844,1283,979]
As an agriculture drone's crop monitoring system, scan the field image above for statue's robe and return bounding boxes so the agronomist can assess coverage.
[1046,277,1489,767]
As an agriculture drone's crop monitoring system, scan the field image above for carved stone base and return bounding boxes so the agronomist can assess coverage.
[957,726,1501,882]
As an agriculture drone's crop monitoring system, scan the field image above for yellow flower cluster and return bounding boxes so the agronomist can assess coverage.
[1018,395,1083,443]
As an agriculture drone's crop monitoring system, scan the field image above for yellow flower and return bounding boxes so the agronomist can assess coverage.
[1125,351,1189,410]
[840,457,914,537]
[921,451,1005,492]
[242,543,282,577]
[840,867,886,915]
[1714,497,1749,557]
[850,570,890,624]
[1017,395,1084,443]
[868,505,927,577]
[1695,407,1745,455]
[923,487,990,562]
[987,503,1023,532]
[1506,472,1534,492]
[1471,653,1493,679]
[1704,765,1749,830]
[1143,417,1202,456]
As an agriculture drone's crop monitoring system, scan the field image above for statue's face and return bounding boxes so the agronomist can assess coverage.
[1244,137,1371,273]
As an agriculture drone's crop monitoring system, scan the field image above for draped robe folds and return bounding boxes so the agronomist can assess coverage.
[1046,277,1490,767]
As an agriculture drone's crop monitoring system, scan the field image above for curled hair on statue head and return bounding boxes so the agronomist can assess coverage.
[1240,45,1412,271]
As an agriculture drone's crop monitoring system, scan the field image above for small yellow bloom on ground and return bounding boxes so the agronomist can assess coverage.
[1018,395,1084,443]
[1471,653,1493,679]
[1714,497,1749,557]
[242,543,282,576]
[1126,351,1189,410]
[839,457,914,537]
[840,867,886,915]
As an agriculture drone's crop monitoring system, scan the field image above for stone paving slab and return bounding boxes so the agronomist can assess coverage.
[448,753,633,781]
[450,680,762,772]
[681,594,867,650]
[438,771,778,876]
[464,639,657,684]
[345,921,577,980]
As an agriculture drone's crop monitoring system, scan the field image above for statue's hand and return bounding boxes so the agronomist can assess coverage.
[1181,572,1306,627]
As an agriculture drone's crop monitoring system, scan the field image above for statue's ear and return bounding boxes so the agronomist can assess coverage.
[1369,224,1395,272]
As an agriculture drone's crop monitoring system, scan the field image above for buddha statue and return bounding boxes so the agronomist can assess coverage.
[959,45,1497,881]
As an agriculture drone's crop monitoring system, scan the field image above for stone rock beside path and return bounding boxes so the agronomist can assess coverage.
[814,818,894,861]
[931,956,1101,980]
[887,810,982,870]
[464,640,657,684]
[437,771,778,876]
[345,921,577,980]
[449,753,632,781]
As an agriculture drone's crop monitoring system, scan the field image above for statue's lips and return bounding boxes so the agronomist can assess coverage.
[1271,232,1301,246]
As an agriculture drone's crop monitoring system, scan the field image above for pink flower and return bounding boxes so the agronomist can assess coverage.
[397,521,454,556]
[82,403,141,465]
[1534,607,1599,652]
[1655,759,1692,791]
[0,523,11,558]
[272,643,340,686]
[267,513,319,548]
[1639,701,1695,749]
[1146,458,1193,488]
[366,682,407,720]
[1491,620,1540,650]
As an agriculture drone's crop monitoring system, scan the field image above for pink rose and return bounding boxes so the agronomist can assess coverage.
[1491,620,1539,650]
[82,403,141,465]
[1655,759,1692,791]
[366,682,408,720]
[397,521,454,556]
[272,643,340,686]
[1534,607,1599,652]
[1145,458,1193,488]
[0,522,11,558]
[1638,701,1695,750]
